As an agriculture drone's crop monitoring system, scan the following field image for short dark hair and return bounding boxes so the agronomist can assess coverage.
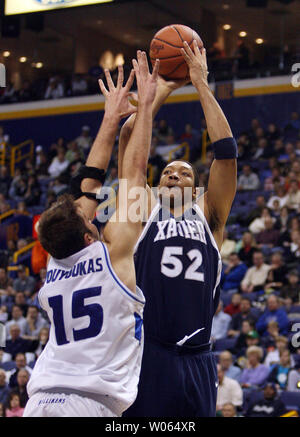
[38,194,92,259]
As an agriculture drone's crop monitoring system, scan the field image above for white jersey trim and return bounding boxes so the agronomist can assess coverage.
[134,201,160,254]
[193,203,222,299]
[100,241,145,305]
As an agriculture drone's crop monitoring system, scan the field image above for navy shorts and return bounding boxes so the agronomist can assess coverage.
[123,337,218,417]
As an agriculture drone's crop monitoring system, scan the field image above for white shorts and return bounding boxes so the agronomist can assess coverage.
[23,391,118,417]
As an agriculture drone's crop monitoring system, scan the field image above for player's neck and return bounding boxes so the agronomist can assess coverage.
[170,201,194,219]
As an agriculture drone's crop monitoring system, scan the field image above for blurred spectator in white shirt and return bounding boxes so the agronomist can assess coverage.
[71,74,88,96]
[44,76,64,100]
[48,148,69,178]
[238,165,260,191]
[75,126,93,152]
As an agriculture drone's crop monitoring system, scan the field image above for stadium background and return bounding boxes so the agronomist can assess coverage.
[0,0,300,418]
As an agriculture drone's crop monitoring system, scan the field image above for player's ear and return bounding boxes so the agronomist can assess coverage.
[84,232,95,246]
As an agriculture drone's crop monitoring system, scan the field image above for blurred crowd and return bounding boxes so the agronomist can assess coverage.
[0,108,300,417]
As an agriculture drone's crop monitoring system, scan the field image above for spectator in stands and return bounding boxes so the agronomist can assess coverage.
[264,252,288,294]
[0,166,11,197]
[280,270,300,304]
[216,364,243,414]
[237,165,260,191]
[23,305,48,340]
[267,187,288,211]
[10,368,30,408]
[252,137,273,160]
[249,207,274,235]
[23,174,41,206]
[18,81,33,103]
[224,293,242,317]
[9,174,27,203]
[239,346,269,388]
[266,123,281,143]
[245,382,286,417]
[235,329,262,365]
[44,76,64,100]
[221,253,247,293]
[0,125,9,144]
[75,126,93,153]
[48,147,69,179]
[4,324,35,360]
[228,299,258,338]
[219,350,242,382]
[71,74,88,96]
[275,206,289,233]
[267,348,292,390]
[256,295,289,337]
[220,230,237,265]
[65,140,84,163]
[264,168,285,192]
[256,217,280,254]
[0,82,18,104]
[232,37,250,72]
[237,232,257,267]
[14,292,28,316]
[5,305,27,339]
[287,358,300,392]
[0,267,12,290]
[0,369,9,406]
[211,301,231,341]
[221,403,239,417]
[5,392,24,417]
[8,353,32,389]
[240,250,270,294]
[245,195,266,225]
[286,180,300,211]
[13,265,36,299]
[156,119,174,143]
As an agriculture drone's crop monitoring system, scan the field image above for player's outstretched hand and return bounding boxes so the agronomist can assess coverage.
[99,66,137,120]
[181,40,209,87]
[132,51,159,106]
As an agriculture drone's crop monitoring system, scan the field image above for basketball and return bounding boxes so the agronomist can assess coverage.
[149,24,203,80]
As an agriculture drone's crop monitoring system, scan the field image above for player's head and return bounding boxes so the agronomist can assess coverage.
[38,194,99,259]
[158,160,200,208]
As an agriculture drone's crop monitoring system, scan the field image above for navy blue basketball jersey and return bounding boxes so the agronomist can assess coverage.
[134,202,222,347]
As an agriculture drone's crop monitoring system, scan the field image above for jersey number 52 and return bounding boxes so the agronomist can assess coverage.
[48,286,103,346]
[161,246,204,282]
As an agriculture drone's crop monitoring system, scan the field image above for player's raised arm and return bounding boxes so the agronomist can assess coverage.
[103,52,159,258]
[181,40,237,250]
[74,66,136,220]
[117,76,188,216]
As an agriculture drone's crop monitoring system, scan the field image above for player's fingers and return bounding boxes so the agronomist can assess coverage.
[104,69,115,91]
[124,69,135,92]
[132,59,140,84]
[152,59,160,81]
[181,47,191,65]
[183,41,195,58]
[98,79,108,96]
[193,39,201,57]
[139,51,149,76]
[117,65,124,89]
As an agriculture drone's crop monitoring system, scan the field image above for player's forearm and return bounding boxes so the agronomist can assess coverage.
[122,104,152,184]
[194,79,232,143]
[82,113,120,192]
[118,84,171,179]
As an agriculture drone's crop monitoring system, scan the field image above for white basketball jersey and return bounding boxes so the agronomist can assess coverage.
[27,241,145,415]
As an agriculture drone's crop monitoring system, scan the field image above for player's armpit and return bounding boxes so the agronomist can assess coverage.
[200,159,237,249]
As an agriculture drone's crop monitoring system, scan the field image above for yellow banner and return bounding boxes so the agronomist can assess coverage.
[5,0,113,15]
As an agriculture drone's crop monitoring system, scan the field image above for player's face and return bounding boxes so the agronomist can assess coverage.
[76,207,100,242]
[158,161,196,207]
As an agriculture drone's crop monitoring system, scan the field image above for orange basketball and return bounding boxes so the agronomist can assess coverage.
[149,24,203,80]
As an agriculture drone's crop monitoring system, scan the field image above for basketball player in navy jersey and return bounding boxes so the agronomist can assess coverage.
[122,41,238,417]
[23,52,160,417]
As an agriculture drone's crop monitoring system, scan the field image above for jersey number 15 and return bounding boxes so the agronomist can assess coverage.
[48,286,103,346]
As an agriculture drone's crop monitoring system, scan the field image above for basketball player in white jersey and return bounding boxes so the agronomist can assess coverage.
[23,52,160,417]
